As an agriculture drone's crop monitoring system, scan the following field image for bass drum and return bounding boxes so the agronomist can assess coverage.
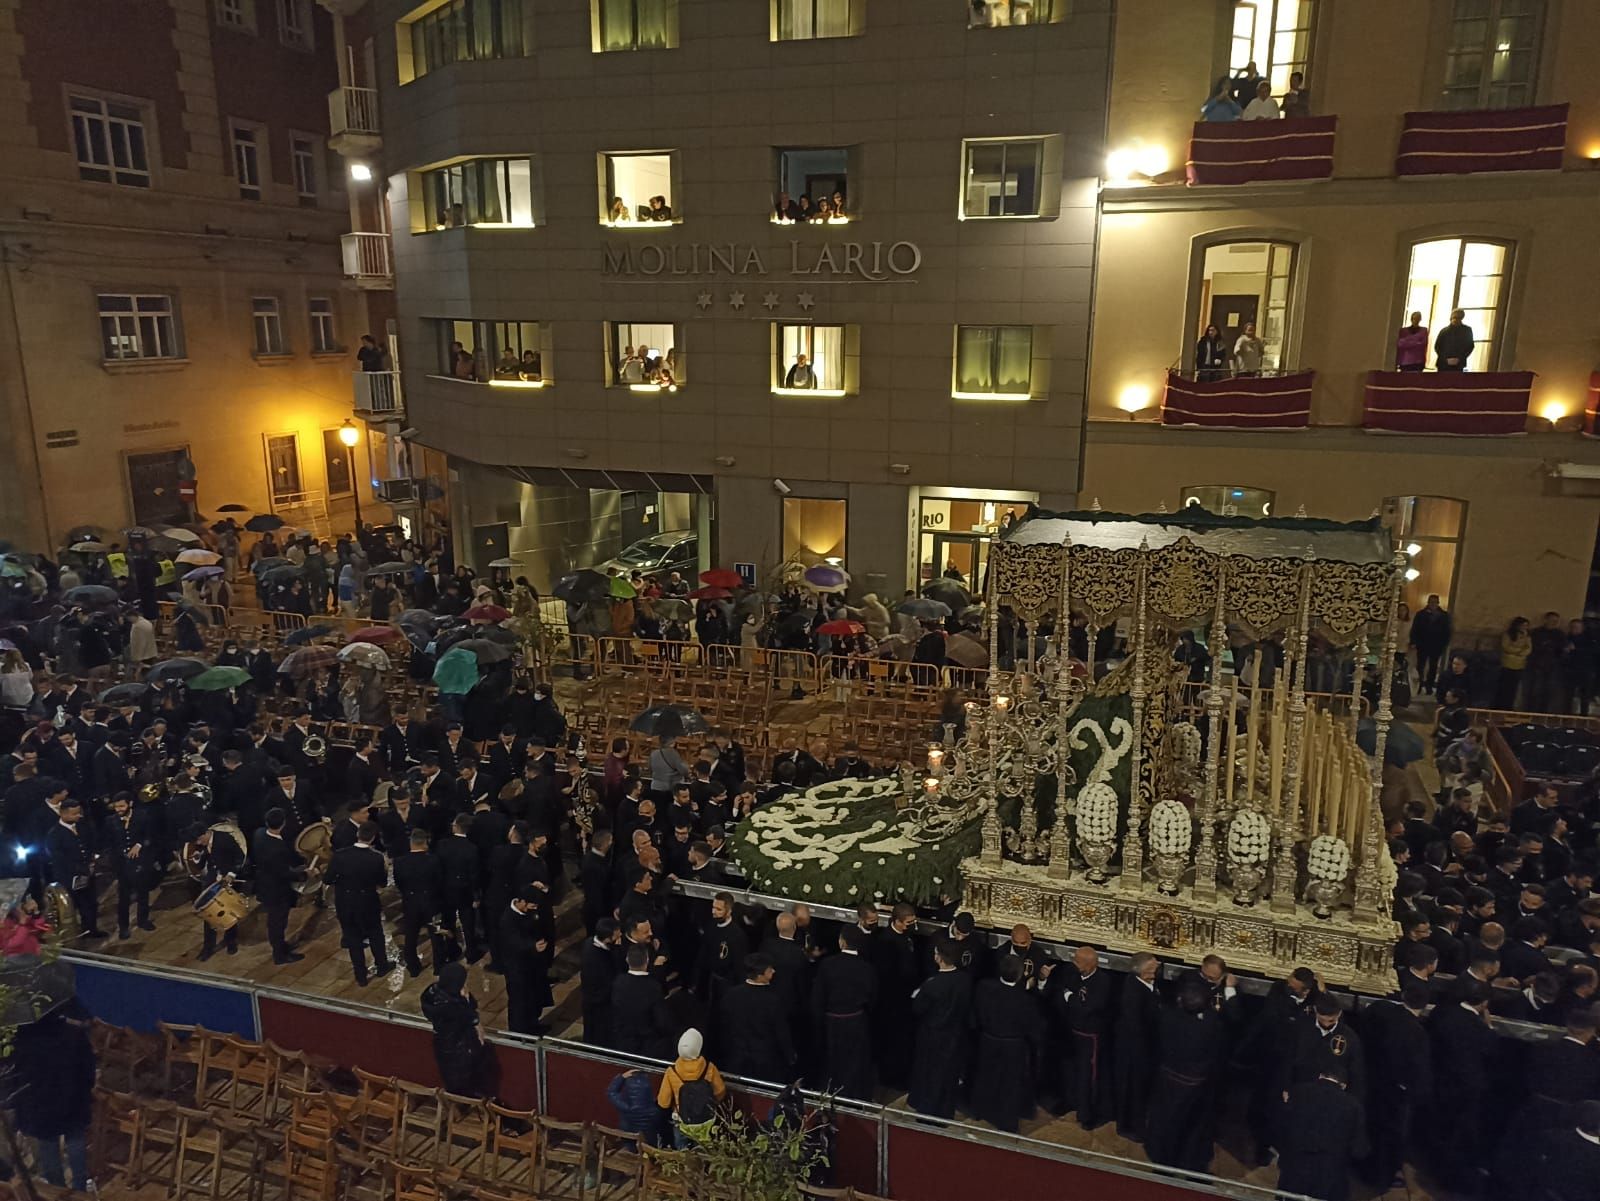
[293,821,333,894]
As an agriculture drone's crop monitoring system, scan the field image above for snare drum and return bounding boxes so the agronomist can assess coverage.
[193,881,250,931]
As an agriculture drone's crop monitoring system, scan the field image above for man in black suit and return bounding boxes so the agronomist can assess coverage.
[455,758,494,813]
[1501,915,1556,982]
[252,807,305,964]
[394,828,445,977]
[378,785,427,857]
[1531,1100,1600,1201]
[579,828,613,935]
[91,735,133,804]
[195,823,246,959]
[46,797,102,938]
[265,764,320,838]
[437,812,483,963]
[1276,1065,1368,1201]
[813,924,878,1100]
[324,820,392,985]
[332,796,373,851]
[610,943,672,1059]
[498,885,552,1035]
[581,917,622,1046]
[216,749,268,839]
[1057,945,1115,1130]
[346,735,381,805]
[908,938,974,1119]
[718,953,795,1084]
[44,728,92,801]
[1361,982,1432,1190]
[379,711,422,775]
[100,792,154,938]
[484,727,526,793]
[279,707,317,776]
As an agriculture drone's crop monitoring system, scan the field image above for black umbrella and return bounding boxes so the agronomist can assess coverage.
[284,624,334,645]
[146,535,184,556]
[216,504,250,513]
[366,562,410,577]
[66,525,104,544]
[630,704,708,740]
[122,526,156,540]
[466,625,519,647]
[897,597,952,621]
[397,608,436,629]
[252,556,291,576]
[432,624,473,655]
[553,569,610,604]
[245,514,286,532]
[210,520,236,534]
[62,585,119,609]
[145,657,209,682]
[98,682,150,705]
[453,637,513,664]
[259,565,304,587]
[922,578,971,610]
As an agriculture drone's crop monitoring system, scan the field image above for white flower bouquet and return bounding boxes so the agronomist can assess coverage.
[1307,834,1351,884]
[1227,809,1272,865]
[1076,781,1119,844]
[1149,798,1192,856]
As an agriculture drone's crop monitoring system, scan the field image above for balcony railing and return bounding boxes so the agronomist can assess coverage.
[1363,370,1535,435]
[1186,116,1337,186]
[353,370,403,418]
[328,86,381,140]
[1161,368,1316,429]
[341,232,392,285]
[1395,103,1567,176]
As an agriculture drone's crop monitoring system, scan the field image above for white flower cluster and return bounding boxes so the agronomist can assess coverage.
[1307,834,1351,883]
[1149,798,1192,856]
[743,776,917,872]
[1227,809,1272,864]
[1076,782,1119,844]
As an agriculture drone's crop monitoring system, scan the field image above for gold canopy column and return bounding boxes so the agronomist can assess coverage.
[1048,537,1074,878]
[1120,546,1149,890]
[980,554,1003,865]
[1353,549,1406,922]
[1271,553,1315,914]
[1193,562,1228,902]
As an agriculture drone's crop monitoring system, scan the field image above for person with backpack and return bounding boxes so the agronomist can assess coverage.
[656,1027,727,1147]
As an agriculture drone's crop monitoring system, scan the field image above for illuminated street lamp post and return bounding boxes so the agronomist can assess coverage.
[339,419,362,531]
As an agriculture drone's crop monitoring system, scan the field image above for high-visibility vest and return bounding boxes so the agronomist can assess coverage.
[106,552,128,579]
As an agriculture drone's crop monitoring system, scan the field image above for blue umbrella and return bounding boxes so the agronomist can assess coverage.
[433,647,480,694]
[183,566,225,582]
[284,624,334,646]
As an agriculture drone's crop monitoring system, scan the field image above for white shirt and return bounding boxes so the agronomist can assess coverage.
[1242,96,1281,121]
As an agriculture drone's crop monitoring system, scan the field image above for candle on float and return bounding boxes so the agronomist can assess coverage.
[927,747,946,773]
[994,695,1011,713]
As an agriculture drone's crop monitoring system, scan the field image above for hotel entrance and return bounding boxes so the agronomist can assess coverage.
[915,490,1036,587]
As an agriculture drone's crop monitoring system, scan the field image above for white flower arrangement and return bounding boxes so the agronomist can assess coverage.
[1076,781,1119,844]
[1307,834,1351,884]
[1227,809,1272,864]
[1149,798,1193,856]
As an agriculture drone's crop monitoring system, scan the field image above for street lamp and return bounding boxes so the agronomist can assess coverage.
[339,419,362,531]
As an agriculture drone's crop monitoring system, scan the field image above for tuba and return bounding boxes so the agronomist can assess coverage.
[292,821,334,894]
[302,733,328,764]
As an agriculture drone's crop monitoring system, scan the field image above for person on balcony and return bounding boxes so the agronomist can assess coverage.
[356,333,385,372]
[1241,80,1280,121]
[1282,71,1311,119]
[519,350,542,381]
[1434,309,1475,372]
[494,349,520,378]
[1232,321,1265,377]
[1229,61,1264,108]
[1395,312,1429,372]
[1201,78,1242,123]
[1195,324,1229,382]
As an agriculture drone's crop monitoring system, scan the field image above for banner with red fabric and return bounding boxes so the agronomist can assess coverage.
[1585,371,1600,438]
[1160,370,1315,429]
[1186,116,1337,185]
[1395,104,1568,176]
[1362,371,1534,435]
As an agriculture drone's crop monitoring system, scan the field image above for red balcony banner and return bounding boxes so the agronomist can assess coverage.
[1395,104,1568,176]
[1186,116,1337,185]
[1363,371,1534,435]
[1161,370,1314,429]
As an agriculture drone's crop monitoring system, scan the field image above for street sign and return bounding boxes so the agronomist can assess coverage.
[734,562,756,587]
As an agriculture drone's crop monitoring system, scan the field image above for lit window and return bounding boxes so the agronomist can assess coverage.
[962,139,1043,218]
[69,94,151,188]
[405,0,534,80]
[1386,496,1466,613]
[601,152,677,225]
[1180,485,1275,518]
[431,319,548,385]
[232,124,262,200]
[774,324,847,394]
[954,325,1033,399]
[98,293,180,361]
[968,0,1060,27]
[1191,240,1297,376]
[420,158,536,229]
[1404,237,1511,372]
[774,0,861,41]
[1442,0,1543,110]
[1229,0,1316,97]
[595,0,677,51]
[783,498,847,566]
[252,296,285,355]
[278,0,312,48]
[607,322,681,389]
[308,298,337,353]
[773,147,852,222]
[291,136,318,205]
[216,0,253,31]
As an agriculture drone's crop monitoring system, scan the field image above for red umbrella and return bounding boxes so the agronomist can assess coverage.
[687,586,732,601]
[699,568,743,589]
[347,626,404,645]
[817,619,865,636]
[464,604,510,623]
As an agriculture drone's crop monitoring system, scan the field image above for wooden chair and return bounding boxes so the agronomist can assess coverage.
[131,1097,184,1193]
[394,1078,445,1164]
[159,1021,209,1099]
[437,1091,491,1176]
[281,1089,345,1201]
[590,1122,644,1199]
[639,1144,697,1201]
[384,1160,450,1201]
[90,1020,161,1094]
[351,1067,404,1157]
[532,1115,592,1201]
[210,1033,277,1119]
[172,1104,229,1200]
[212,1110,279,1201]
[88,1087,146,1186]
[483,1101,538,1188]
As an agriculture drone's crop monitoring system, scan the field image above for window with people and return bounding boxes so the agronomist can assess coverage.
[432,319,547,385]
[1442,0,1543,110]
[772,147,851,223]
[1398,237,1511,373]
[1191,240,1295,379]
[403,0,535,81]
[1202,0,1315,121]
[419,158,537,230]
[602,152,677,226]
[774,324,850,395]
[609,322,681,390]
[953,325,1034,399]
[594,0,677,51]
[968,0,1059,27]
[773,0,862,40]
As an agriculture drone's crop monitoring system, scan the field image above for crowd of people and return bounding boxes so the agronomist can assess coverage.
[1201,62,1312,122]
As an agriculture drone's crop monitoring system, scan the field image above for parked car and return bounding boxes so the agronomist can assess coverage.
[596,531,698,578]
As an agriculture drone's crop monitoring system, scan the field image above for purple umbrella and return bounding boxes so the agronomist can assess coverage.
[801,564,850,592]
[183,566,225,582]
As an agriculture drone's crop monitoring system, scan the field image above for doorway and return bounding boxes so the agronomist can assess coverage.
[124,448,191,528]
[1209,295,1259,350]
[930,533,987,591]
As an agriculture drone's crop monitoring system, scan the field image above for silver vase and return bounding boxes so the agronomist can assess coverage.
[1151,849,1187,896]
[1305,876,1342,919]
[1080,837,1114,885]
[1229,858,1265,906]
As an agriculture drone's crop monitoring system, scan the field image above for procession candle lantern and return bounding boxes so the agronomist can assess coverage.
[994,695,1011,714]
[924,776,941,796]
[927,746,946,774]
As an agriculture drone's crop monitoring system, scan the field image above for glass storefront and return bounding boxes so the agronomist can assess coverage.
[916,493,1034,587]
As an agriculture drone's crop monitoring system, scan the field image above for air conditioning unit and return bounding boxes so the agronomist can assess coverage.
[376,478,417,503]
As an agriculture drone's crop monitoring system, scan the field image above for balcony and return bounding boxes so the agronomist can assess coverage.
[353,370,403,419]
[1395,104,1567,176]
[1161,369,1315,429]
[327,85,381,155]
[341,232,392,289]
[1363,370,1535,435]
[1186,116,1337,186]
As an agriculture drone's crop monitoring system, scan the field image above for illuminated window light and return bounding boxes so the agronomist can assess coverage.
[489,378,546,389]
[470,221,535,230]
[630,383,679,393]
[773,387,847,398]
[606,218,675,230]
[952,390,1031,401]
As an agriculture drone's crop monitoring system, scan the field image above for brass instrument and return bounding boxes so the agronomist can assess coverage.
[180,821,247,881]
[138,781,164,803]
[43,884,78,940]
[293,821,334,894]
[302,733,328,764]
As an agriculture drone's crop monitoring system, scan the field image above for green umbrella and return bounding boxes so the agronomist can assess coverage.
[187,665,252,692]
[432,646,480,695]
[608,575,637,599]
